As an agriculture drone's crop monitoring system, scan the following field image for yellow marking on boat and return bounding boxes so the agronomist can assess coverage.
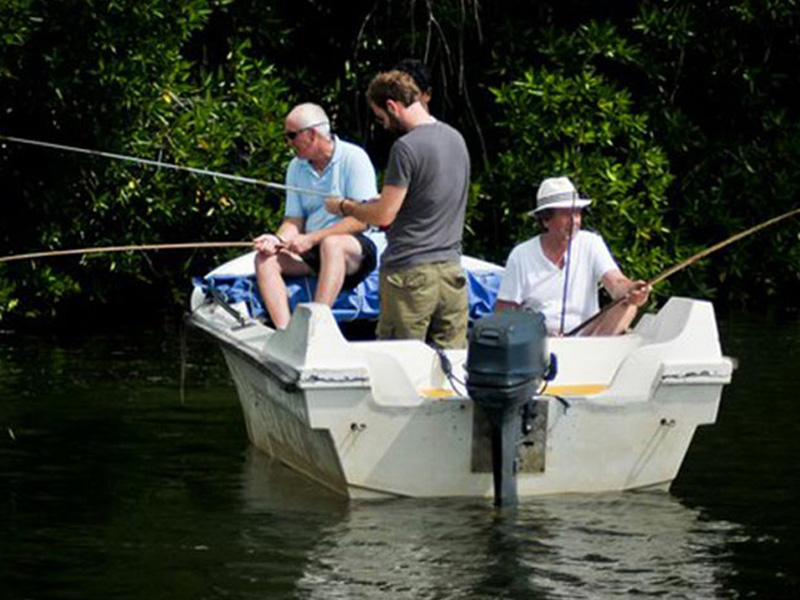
[419,387,461,399]
[419,384,608,398]
[545,384,608,396]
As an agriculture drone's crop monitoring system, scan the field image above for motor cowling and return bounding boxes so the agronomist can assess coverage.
[467,310,549,391]
[466,310,553,506]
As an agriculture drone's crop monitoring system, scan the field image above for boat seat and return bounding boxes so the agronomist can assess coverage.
[356,340,453,407]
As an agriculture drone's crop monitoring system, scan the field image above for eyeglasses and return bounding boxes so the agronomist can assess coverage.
[284,121,329,140]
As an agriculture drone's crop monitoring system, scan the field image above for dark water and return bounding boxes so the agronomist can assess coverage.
[1,313,798,599]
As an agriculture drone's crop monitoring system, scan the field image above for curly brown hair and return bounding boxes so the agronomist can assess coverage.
[366,70,421,110]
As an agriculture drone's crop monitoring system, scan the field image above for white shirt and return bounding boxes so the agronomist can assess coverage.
[497,230,619,334]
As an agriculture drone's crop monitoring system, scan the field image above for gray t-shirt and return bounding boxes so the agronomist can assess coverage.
[381,120,470,271]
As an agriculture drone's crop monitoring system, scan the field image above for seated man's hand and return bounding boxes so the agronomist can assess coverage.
[626,280,651,307]
[253,233,283,255]
[324,196,344,215]
[286,233,314,255]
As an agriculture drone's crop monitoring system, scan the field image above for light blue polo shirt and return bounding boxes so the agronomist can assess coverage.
[284,136,378,233]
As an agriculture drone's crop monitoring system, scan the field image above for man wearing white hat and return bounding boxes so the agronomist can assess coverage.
[495,176,649,336]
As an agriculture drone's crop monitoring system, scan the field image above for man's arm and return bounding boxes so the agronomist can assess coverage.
[284,216,367,255]
[581,269,650,336]
[254,218,303,254]
[324,184,408,228]
[601,270,650,307]
[275,218,303,242]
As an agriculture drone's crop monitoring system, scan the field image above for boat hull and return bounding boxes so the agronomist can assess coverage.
[188,292,732,499]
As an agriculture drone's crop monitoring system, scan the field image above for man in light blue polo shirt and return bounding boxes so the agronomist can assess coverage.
[253,103,378,328]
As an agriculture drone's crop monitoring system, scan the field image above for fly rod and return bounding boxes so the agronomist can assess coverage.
[0,134,327,197]
[566,205,800,337]
[0,241,253,265]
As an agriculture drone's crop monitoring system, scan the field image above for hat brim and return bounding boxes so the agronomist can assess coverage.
[527,198,591,216]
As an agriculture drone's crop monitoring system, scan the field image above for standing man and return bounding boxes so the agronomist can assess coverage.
[393,58,432,110]
[254,103,378,329]
[495,176,649,336]
[325,71,470,348]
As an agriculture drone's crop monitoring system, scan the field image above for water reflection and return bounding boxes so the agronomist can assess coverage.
[1,312,799,599]
[240,449,740,599]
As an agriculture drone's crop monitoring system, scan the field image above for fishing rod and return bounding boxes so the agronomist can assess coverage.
[566,205,800,337]
[0,241,253,265]
[0,134,327,197]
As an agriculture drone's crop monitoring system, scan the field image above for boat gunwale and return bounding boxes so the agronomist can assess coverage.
[185,310,301,391]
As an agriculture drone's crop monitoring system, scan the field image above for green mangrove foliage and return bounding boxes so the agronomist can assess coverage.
[1,0,799,322]
[1,0,290,319]
[482,67,674,288]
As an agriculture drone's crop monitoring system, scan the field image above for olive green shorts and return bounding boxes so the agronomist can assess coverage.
[377,261,468,349]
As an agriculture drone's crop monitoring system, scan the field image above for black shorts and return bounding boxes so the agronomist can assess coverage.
[301,233,378,290]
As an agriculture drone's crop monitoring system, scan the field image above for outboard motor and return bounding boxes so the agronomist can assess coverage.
[466,310,552,506]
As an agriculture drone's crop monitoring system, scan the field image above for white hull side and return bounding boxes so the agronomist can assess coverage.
[221,347,351,496]
[188,293,732,499]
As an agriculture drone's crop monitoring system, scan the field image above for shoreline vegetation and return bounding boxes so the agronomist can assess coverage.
[2,1,799,324]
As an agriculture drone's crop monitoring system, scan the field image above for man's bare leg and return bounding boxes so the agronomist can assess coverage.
[582,302,638,336]
[314,235,364,306]
[254,252,312,328]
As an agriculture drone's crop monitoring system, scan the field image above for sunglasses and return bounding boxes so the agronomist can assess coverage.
[284,121,329,140]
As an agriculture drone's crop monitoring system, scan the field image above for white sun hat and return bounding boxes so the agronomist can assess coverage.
[528,176,592,216]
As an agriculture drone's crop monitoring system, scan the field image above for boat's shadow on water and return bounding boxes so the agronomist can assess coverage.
[239,449,741,600]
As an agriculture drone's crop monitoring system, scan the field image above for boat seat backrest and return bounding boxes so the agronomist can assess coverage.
[356,340,441,407]
[263,303,352,368]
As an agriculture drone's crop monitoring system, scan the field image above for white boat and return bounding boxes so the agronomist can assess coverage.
[188,253,734,500]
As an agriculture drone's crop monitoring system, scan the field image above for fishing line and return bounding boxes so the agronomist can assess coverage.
[0,134,327,197]
[557,193,579,336]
